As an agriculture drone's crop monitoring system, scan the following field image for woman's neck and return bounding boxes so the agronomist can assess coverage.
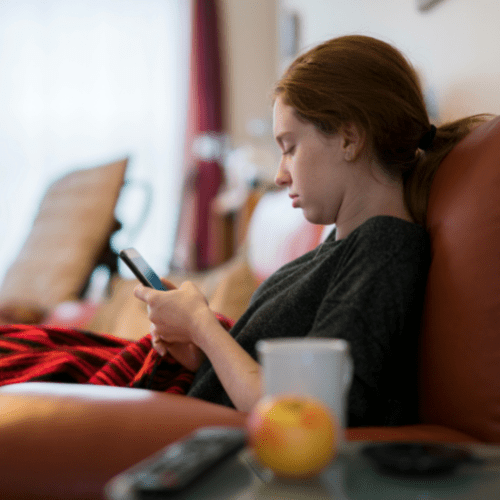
[335,170,413,241]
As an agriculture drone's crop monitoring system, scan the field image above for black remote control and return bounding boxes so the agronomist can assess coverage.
[105,427,247,498]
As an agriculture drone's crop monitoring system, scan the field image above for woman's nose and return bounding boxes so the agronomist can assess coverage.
[274,159,291,187]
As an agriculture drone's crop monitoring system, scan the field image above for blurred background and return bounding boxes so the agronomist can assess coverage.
[1,0,499,288]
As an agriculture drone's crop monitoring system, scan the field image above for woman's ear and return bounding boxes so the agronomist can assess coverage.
[340,122,365,161]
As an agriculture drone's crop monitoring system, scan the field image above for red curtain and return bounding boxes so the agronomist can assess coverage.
[171,0,226,272]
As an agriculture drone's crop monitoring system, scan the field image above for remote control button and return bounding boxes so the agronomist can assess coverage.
[158,470,180,487]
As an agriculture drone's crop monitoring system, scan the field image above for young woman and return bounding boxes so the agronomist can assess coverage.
[134,35,488,425]
[0,35,489,427]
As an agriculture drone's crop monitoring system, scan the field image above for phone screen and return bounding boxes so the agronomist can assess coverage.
[119,248,167,291]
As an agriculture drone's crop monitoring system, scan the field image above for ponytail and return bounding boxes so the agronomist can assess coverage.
[405,115,493,227]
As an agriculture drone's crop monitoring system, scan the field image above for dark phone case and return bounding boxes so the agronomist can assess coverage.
[119,249,167,291]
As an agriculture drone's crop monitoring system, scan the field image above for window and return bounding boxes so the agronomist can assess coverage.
[0,0,190,283]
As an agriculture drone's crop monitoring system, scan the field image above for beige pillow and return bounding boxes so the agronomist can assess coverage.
[0,158,128,314]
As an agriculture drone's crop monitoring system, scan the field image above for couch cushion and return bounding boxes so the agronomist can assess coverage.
[419,117,500,441]
[0,158,128,317]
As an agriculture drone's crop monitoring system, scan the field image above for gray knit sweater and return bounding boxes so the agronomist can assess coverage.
[187,216,430,427]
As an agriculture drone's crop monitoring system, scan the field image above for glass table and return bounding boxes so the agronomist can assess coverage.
[106,441,500,499]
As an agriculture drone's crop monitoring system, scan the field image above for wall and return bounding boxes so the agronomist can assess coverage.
[280,0,500,123]
[218,0,279,147]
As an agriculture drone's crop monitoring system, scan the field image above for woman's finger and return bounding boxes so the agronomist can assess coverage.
[134,284,153,302]
[151,334,167,357]
[160,277,178,290]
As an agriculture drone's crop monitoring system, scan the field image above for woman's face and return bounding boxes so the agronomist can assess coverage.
[273,95,362,226]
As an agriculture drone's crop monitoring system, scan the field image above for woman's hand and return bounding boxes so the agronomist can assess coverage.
[134,278,208,371]
[156,340,206,372]
[135,278,263,411]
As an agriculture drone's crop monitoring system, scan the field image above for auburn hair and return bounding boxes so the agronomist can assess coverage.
[273,35,490,227]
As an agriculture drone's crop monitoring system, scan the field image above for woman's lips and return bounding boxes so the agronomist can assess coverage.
[289,194,299,208]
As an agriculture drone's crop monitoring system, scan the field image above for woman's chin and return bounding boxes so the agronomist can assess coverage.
[303,210,331,226]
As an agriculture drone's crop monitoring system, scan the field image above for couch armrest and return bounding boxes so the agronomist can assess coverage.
[0,383,247,500]
[0,383,481,500]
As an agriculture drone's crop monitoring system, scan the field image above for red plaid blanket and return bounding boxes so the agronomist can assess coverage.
[0,314,234,392]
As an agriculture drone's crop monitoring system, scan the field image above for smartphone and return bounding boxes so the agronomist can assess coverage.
[119,248,169,291]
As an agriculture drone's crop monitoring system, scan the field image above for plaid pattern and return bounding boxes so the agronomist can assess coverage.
[0,314,234,393]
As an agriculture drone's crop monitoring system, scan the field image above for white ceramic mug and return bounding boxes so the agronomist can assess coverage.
[257,338,353,430]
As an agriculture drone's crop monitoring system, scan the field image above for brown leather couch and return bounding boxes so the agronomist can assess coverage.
[1,116,500,499]
[350,115,500,444]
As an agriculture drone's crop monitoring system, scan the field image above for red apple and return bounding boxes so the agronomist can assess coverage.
[246,394,338,478]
